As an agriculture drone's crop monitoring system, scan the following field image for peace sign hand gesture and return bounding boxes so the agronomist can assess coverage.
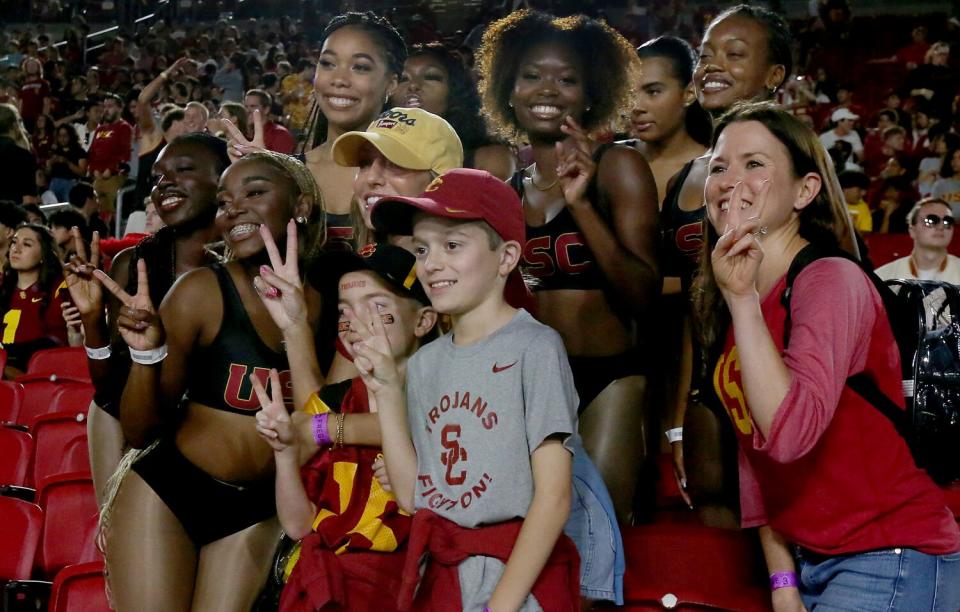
[223,108,265,162]
[63,228,103,318]
[556,116,598,210]
[94,259,165,351]
[711,180,770,303]
[253,220,307,332]
[348,302,401,395]
[252,369,297,454]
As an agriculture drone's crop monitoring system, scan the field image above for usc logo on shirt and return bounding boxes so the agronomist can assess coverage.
[713,346,753,435]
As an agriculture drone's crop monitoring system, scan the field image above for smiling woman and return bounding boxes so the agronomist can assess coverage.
[87,151,326,612]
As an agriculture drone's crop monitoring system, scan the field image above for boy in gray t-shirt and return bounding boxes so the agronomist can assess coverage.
[358,169,580,612]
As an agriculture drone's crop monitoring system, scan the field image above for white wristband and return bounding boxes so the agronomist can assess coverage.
[130,344,168,365]
[665,427,683,444]
[84,344,112,360]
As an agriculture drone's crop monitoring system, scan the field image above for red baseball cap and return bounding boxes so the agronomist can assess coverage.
[370,168,525,246]
[370,168,534,311]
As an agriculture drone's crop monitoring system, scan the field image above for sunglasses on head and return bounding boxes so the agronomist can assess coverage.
[921,213,955,228]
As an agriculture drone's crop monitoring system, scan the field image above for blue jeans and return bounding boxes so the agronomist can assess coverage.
[796,547,960,611]
[49,177,77,203]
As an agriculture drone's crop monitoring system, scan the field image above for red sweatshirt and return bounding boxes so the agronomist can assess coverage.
[713,257,960,555]
[397,510,579,612]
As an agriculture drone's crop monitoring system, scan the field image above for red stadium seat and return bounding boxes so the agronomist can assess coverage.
[35,472,98,579]
[26,347,91,381]
[0,426,33,487]
[0,496,43,580]
[51,384,95,415]
[0,347,7,374]
[621,523,771,611]
[49,561,109,612]
[0,380,24,423]
[15,376,92,429]
[31,411,89,488]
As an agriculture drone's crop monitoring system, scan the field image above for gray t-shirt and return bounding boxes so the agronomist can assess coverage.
[406,309,578,528]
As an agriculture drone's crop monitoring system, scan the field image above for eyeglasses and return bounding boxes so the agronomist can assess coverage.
[921,213,955,228]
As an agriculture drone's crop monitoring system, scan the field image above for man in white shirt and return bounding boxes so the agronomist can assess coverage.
[875,197,960,284]
[820,108,864,166]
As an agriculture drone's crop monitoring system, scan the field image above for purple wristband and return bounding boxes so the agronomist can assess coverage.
[483,608,493,612]
[769,571,798,590]
[312,413,331,447]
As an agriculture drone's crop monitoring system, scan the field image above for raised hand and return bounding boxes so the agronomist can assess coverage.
[94,259,165,351]
[63,228,103,317]
[252,369,297,453]
[165,56,191,79]
[556,116,597,209]
[222,108,265,162]
[253,220,307,331]
[348,302,401,395]
[711,180,769,303]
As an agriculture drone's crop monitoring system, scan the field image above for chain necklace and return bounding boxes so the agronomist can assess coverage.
[526,164,559,191]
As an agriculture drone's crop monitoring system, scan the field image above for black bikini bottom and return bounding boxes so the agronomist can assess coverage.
[132,438,276,546]
[568,349,647,414]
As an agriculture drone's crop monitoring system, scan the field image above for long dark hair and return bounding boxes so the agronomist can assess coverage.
[0,224,64,315]
[692,102,852,349]
[302,12,406,151]
[636,36,712,147]
[404,43,494,154]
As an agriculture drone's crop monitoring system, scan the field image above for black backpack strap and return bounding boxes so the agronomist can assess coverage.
[846,373,911,438]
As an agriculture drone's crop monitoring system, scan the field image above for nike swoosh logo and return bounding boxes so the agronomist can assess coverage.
[31,298,42,303]
[492,361,517,373]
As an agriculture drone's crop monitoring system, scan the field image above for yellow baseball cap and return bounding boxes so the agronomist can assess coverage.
[332,107,464,174]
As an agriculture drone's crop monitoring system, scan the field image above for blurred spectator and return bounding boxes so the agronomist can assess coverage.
[67,182,110,238]
[19,57,50,131]
[48,207,88,259]
[244,88,294,153]
[87,92,133,215]
[819,108,863,167]
[875,198,960,283]
[36,168,57,205]
[869,25,930,71]
[932,142,960,215]
[30,113,55,164]
[183,100,209,133]
[872,175,916,233]
[0,103,38,204]
[213,53,246,102]
[21,203,46,226]
[918,128,958,196]
[59,99,103,151]
[839,170,872,232]
[280,58,314,135]
[209,101,247,139]
[906,42,957,119]
[863,125,908,178]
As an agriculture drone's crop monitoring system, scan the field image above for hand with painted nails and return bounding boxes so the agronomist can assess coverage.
[253,220,307,332]
[556,116,597,210]
[711,179,770,302]
[222,108,265,162]
[62,227,103,318]
[94,259,165,351]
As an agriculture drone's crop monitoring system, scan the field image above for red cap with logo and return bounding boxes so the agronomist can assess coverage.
[370,168,534,310]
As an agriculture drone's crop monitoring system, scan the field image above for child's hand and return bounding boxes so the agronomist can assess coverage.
[372,453,393,492]
[348,301,401,395]
[252,369,297,453]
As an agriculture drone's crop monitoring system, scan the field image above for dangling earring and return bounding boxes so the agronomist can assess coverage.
[508,100,514,109]
[296,216,306,224]
[585,106,591,112]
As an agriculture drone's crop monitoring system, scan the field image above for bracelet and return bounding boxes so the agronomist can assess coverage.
[333,413,345,449]
[84,344,112,360]
[770,571,798,591]
[665,427,683,444]
[129,344,168,365]
[160,71,170,80]
[312,413,331,447]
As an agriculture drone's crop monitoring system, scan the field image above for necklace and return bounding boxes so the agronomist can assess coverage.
[526,164,559,191]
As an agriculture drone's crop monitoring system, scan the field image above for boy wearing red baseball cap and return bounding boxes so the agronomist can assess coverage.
[359,168,580,611]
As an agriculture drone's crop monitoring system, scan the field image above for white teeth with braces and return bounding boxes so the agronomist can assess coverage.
[229,223,259,238]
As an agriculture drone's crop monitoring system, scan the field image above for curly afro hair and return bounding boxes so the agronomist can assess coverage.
[476,10,639,144]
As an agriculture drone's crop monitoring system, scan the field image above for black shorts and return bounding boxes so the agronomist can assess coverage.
[132,438,276,546]
[568,349,647,414]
